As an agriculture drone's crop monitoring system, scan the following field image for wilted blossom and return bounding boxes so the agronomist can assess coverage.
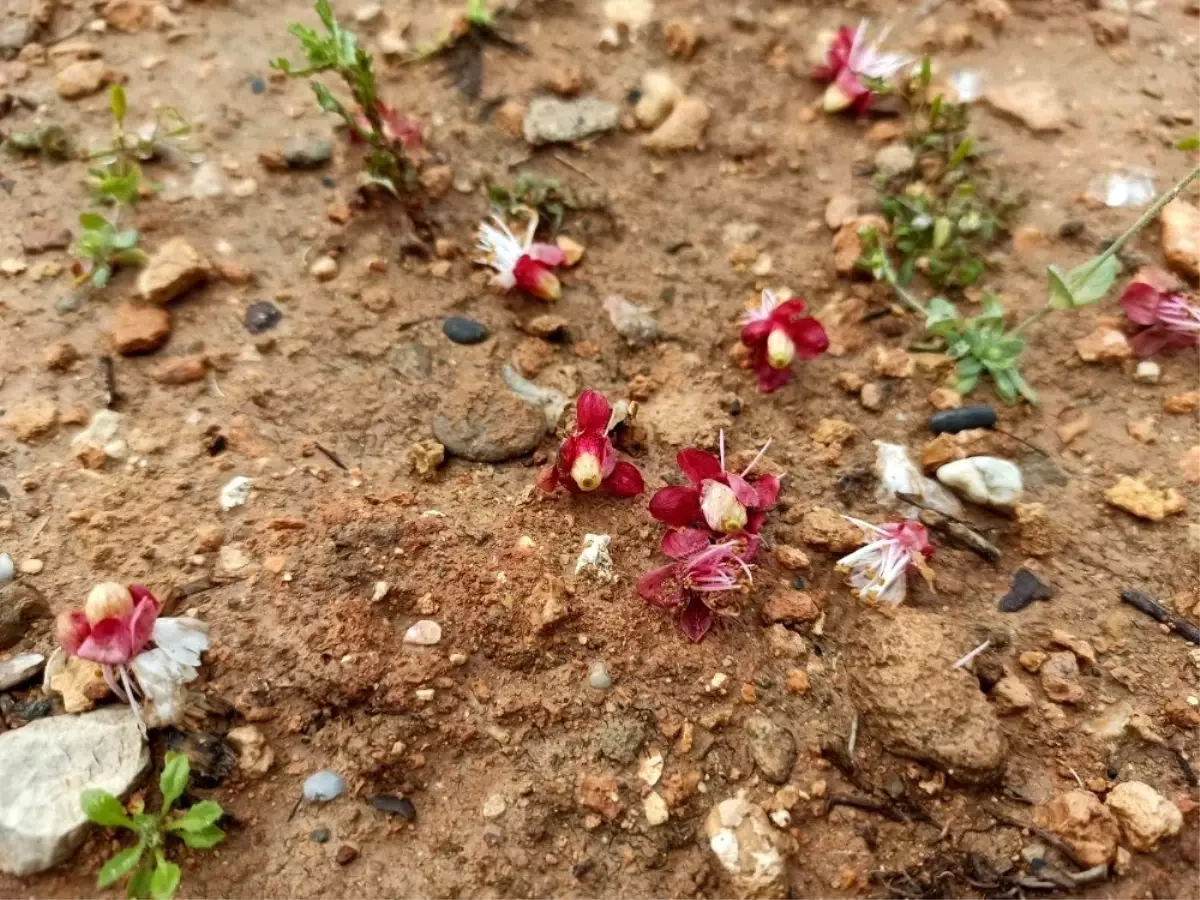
[638,529,758,642]
[538,390,644,497]
[475,210,566,301]
[352,101,423,155]
[739,289,829,393]
[1120,267,1200,358]
[649,432,780,537]
[56,583,209,734]
[835,518,934,606]
[813,20,911,115]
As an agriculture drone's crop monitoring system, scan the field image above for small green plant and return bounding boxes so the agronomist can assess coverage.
[3,122,73,160]
[488,173,569,233]
[271,0,417,194]
[70,212,148,289]
[82,751,225,900]
[86,85,192,206]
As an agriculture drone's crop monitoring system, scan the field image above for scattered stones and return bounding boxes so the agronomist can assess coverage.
[1104,475,1186,521]
[335,844,359,865]
[603,294,661,346]
[1105,781,1182,852]
[635,70,682,129]
[0,584,51,651]
[7,402,58,443]
[874,142,917,178]
[588,661,613,691]
[824,194,858,230]
[1040,651,1085,704]
[408,440,445,480]
[641,96,710,151]
[18,559,42,576]
[578,774,622,821]
[112,303,171,356]
[859,382,884,411]
[20,223,71,254]
[523,97,620,145]
[1051,630,1096,666]
[0,653,44,691]
[309,255,338,282]
[1161,199,1199,279]
[369,795,416,821]
[1056,413,1091,445]
[151,355,206,385]
[982,80,1066,132]
[875,441,965,518]
[442,316,489,345]
[663,20,698,57]
[310,827,330,843]
[55,60,119,99]
[743,714,796,785]
[704,795,787,898]
[219,475,253,511]
[43,341,79,372]
[102,0,155,32]
[1035,790,1119,866]
[189,161,226,200]
[243,301,282,335]
[1020,650,1047,673]
[227,725,274,777]
[990,674,1033,714]
[643,792,669,826]
[575,533,616,583]
[797,506,862,553]
[869,345,914,379]
[432,384,546,463]
[1075,327,1131,363]
[997,568,1053,612]
[303,771,347,802]
[773,545,809,571]
[283,137,332,169]
[936,456,1023,511]
[1164,391,1199,414]
[403,620,442,646]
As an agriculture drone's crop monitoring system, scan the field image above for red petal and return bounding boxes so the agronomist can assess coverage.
[528,243,566,266]
[128,584,156,606]
[128,596,159,654]
[725,472,760,508]
[755,361,793,393]
[677,449,723,485]
[603,460,644,497]
[649,485,702,528]
[785,317,830,360]
[575,390,612,433]
[56,610,90,656]
[771,298,810,322]
[638,564,683,607]
[679,595,715,642]
[752,474,780,509]
[740,319,772,346]
[77,618,134,665]
[575,431,615,477]
[661,527,711,559]
[1121,282,1163,326]
[745,509,767,534]
[1128,326,1171,358]
[513,256,561,300]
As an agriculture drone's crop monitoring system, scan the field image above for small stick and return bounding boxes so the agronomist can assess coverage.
[1175,748,1199,787]
[952,639,991,670]
[827,794,907,823]
[1120,588,1200,643]
[101,356,118,409]
[314,442,348,471]
[847,714,859,763]
[986,804,1092,871]
[552,153,599,184]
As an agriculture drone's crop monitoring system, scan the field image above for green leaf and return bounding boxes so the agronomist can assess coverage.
[82,790,133,828]
[1177,134,1200,152]
[79,212,108,231]
[114,248,149,266]
[111,228,139,250]
[177,824,226,850]
[98,844,144,889]
[1047,254,1120,309]
[159,752,190,814]
[1008,367,1040,405]
[149,860,181,900]
[310,81,344,116]
[991,367,1019,404]
[110,84,127,124]
[977,293,1007,325]
[932,216,952,250]
[92,266,112,289]
[127,866,154,900]
[946,136,974,171]
[166,801,223,833]
[924,296,960,338]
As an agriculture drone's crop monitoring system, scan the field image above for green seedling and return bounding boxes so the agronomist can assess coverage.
[70,212,148,289]
[488,172,569,233]
[87,85,192,206]
[4,122,73,160]
[82,751,225,900]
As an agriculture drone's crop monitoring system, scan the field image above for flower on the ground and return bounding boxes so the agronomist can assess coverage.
[649,432,779,537]
[352,101,423,154]
[638,531,758,642]
[739,289,829,392]
[475,210,566,301]
[56,583,208,734]
[538,390,644,497]
[835,517,934,606]
[1120,267,1200,358]
[813,20,911,115]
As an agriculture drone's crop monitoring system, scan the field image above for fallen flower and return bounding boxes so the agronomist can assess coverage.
[476,209,566,301]
[835,517,934,606]
[649,432,779,537]
[739,289,829,393]
[538,390,644,496]
[638,532,757,642]
[813,20,911,115]
[1120,267,1200,358]
[352,101,424,154]
[56,582,209,734]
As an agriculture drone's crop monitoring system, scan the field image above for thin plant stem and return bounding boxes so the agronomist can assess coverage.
[870,234,929,317]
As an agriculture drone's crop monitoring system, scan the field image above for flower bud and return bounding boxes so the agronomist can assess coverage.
[570,452,603,492]
[766,328,796,369]
[701,481,748,534]
[85,582,133,625]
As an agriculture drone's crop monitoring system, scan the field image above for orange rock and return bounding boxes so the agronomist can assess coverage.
[1057,414,1091,445]
[1075,327,1131,363]
[111,303,170,356]
[151,354,206,385]
[1164,392,1199,414]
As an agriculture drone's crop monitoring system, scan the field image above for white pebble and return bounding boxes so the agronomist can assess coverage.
[0,553,13,583]
[310,256,338,281]
[19,559,43,575]
[936,456,1023,511]
[403,620,442,646]
[415,688,435,701]
[644,792,669,826]
[575,533,615,583]
[219,476,253,511]
[1135,360,1160,384]
[588,661,612,690]
[482,795,507,819]
[303,770,347,802]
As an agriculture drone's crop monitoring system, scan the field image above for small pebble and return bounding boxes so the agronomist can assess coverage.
[310,827,330,844]
[283,137,332,170]
[482,795,507,819]
[310,256,338,282]
[403,620,442,646]
[588,660,613,690]
[219,476,253,512]
[998,568,1053,613]
[302,770,347,802]
[1135,360,1160,384]
[19,559,43,575]
[369,794,416,821]
[249,76,266,94]
[244,301,282,335]
[12,698,52,721]
[0,553,13,583]
[335,845,358,866]
[442,316,489,345]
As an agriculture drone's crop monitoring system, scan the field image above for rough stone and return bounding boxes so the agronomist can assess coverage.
[1040,651,1085,704]
[523,97,620,145]
[283,137,332,169]
[1034,790,1119,866]
[0,584,51,651]
[1161,199,1200,280]
[760,590,821,626]
[0,707,149,875]
[797,507,862,553]
[433,385,546,462]
[824,195,859,230]
[990,674,1033,714]
[136,238,210,305]
[112,303,170,356]
[227,725,274,777]
[1075,327,1131,363]
[20,223,72,254]
[55,60,119,99]
[0,653,44,691]
[982,80,1066,132]
[641,96,710,151]
[1104,476,1186,521]
[6,402,58,443]
[578,774,622,821]
[936,456,1023,511]
[1105,781,1183,852]
[743,714,796,785]
[874,142,917,178]
[704,795,787,898]
[635,70,682,129]
[151,355,206,385]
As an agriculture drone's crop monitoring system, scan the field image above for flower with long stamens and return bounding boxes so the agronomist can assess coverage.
[1120,267,1200,358]
[475,209,566,301]
[739,289,829,393]
[538,390,644,497]
[638,533,758,642]
[835,517,935,606]
[813,20,911,115]
[649,432,780,538]
[56,583,209,735]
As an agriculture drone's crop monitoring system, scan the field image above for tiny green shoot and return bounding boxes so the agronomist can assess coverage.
[70,212,148,289]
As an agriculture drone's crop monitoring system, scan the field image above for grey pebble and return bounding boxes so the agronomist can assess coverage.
[588,661,612,690]
[284,138,333,170]
[442,316,489,345]
[303,770,347,802]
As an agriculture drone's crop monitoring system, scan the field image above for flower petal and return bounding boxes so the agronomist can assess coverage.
[724,472,760,508]
[528,242,566,266]
[785,316,830,359]
[131,648,196,724]
[745,509,767,534]
[649,485,702,527]
[754,358,793,393]
[575,390,612,433]
[56,610,90,656]
[602,460,645,497]
[752,474,781,509]
[677,449,723,485]
[77,618,134,665]
[1128,326,1172,359]
[772,298,811,321]
[661,527,712,559]
[128,595,160,655]
[679,595,715,643]
[513,256,561,300]
[1121,282,1163,326]
[740,319,773,347]
[152,617,209,668]
[537,465,560,493]
[637,565,683,607]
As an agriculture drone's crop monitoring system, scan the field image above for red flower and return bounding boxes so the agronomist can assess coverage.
[57,583,159,666]
[538,390,644,497]
[739,289,829,393]
[637,533,757,642]
[1120,267,1200,358]
[353,101,423,153]
[812,20,910,115]
[648,432,780,537]
[476,212,566,301]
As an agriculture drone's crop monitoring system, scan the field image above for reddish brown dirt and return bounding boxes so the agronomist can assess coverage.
[1,0,1198,897]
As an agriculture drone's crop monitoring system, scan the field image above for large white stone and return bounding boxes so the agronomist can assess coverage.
[937,456,1023,511]
[0,707,148,875]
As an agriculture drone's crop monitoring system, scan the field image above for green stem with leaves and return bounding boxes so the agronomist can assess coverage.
[867,231,930,319]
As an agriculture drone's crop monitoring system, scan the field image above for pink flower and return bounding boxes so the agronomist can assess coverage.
[638,532,757,642]
[813,20,910,115]
[475,211,566,301]
[1120,267,1200,358]
[649,432,779,538]
[57,583,209,734]
[352,101,424,154]
[835,518,934,606]
[538,390,645,497]
[739,289,829,393]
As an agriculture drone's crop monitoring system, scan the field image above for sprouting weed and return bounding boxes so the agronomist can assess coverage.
[3,122,73,160]
[488,173,568,234]
[87,85,194,206]
[271,0,419,195]
[81,751,225,900]
[70,212,148,290]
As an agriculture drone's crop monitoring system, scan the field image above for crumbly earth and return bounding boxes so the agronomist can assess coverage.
[0,0,1198,897]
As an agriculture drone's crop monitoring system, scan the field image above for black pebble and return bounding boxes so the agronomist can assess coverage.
[13,698,52,721]
[321,177,336,188]
[929,406,997,435]
[311,827,330,844]
[442,316,489,345]
[369,794,416,822]
[791,575,806,590]
[997,568,1053,613]
[249,77,266,95]
[244,302,282,335]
